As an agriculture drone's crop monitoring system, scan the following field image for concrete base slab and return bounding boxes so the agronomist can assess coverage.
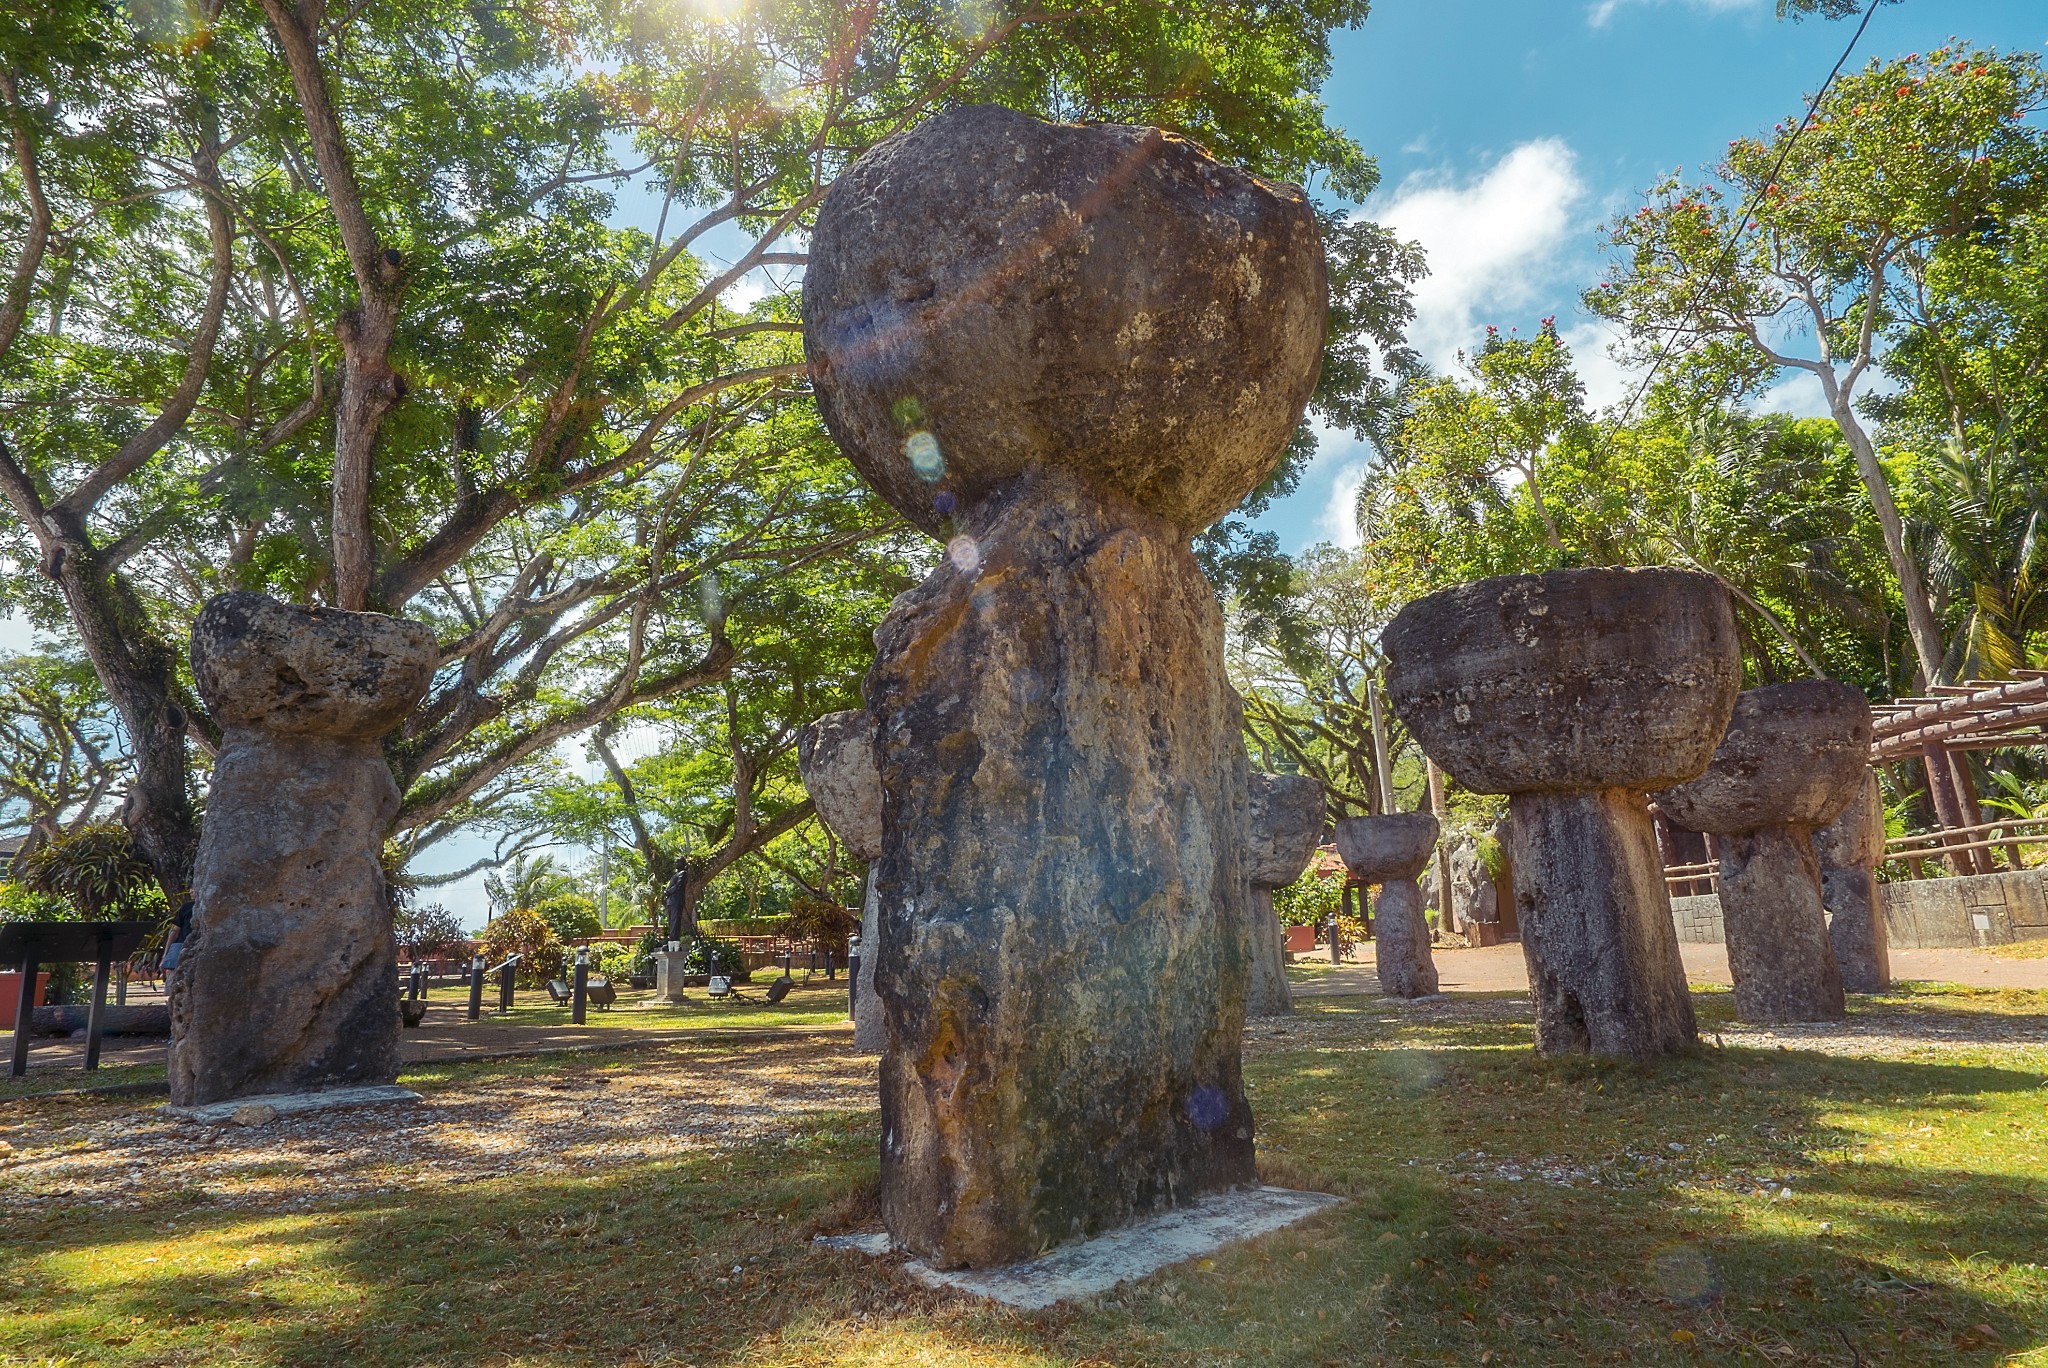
[815,1185,1341,1310]
[166,1085,421,1124]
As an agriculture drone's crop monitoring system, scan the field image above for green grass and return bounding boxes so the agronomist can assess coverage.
[1,987,2043,1366]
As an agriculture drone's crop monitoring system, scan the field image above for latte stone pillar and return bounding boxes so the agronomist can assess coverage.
[1814,768,1892,994]
[1245,773,1326,1017]
[796,708,884,1051]
[804,104,1326,1268]
[170,592,438,1106]
[1384,568,1741,1059]
[1333,814,1442,998]
[1655,681,1873,1023]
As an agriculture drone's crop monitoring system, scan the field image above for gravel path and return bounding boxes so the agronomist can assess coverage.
[0,1037,876,1214]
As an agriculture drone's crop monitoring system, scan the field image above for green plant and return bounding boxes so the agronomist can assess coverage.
[593,944,639,982]
[479,908,566,987]
[684,937,745,976]
[530,892,601,941]
[16,822,158,919]
[0,880,71,923]
[1272,871,1343,928]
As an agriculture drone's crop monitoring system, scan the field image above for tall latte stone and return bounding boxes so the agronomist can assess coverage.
[1385,569,1741,1059]
[1656,681,1872,1024]
[1334,814,1442,999]
[1814,768,1892,994]
[171,593,437,1106]
[796,709,884,1052]
[806,104,1325,1268]
[1245,773,1326,1017]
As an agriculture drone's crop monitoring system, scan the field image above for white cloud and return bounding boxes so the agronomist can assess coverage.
[1312,425,1372,551]
[1371,140,1587,375]
[1587,0,1759,29]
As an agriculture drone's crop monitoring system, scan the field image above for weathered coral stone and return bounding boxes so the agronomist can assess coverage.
[1245,773,1325,1016]
[807,105,1324,1268]
[804,104,1326,539]
[171,593,437,1106]
[1813,768,1891,995]
[796,709,884,1051]
[1656,681,1873,1024]
[1385,568,1741,1058]
[1334,814,1441,998]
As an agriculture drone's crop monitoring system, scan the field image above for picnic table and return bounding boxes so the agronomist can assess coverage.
[3,921,157,1077]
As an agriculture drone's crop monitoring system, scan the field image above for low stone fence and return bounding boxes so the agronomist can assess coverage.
[1669,868,2048,949]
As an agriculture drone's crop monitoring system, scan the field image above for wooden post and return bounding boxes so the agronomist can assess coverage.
[1944,750,1998,874]
[1921,739,1974,876]
[1426,758,1455,936]
[85,929,112,1072]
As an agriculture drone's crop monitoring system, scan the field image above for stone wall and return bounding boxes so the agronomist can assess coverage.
[1668,870,2048,949]
[1670,893,1726,944]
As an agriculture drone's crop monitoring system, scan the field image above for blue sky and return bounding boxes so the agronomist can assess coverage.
[1258,0,2048,553]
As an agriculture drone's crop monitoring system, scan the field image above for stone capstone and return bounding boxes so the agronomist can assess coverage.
[1333,814,1440,999]
[1384,568,1743,796]
[1654,681,1874,836]
[1384,568,1740,1058]
[804,104,1326,539]
[813,104,1324,1270]
[1244,772,1324,1017]
[1814,768,1892,994]
[797,709,886,1052]
[797,709,882,861]
[1656,681,1873,1024]
[170,593,436,1108]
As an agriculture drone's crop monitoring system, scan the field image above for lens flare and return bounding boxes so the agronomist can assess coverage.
[905,430,945,482]
[1186,1085,1230,1131]
[947,534,981,575]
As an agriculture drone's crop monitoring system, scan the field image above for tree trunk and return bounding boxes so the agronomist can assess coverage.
[1830,399,1946,684]
[48,538,199,901]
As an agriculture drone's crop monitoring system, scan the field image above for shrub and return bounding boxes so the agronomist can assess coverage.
[787,896,858,956]
[593,943,638,981]
[696,915,793,940]
[1271,870,1342,927]
[17,822,158,918]
[684,937,745,976]
[479,907,565,986]
[531,893,601,941]
[0,879,72,923]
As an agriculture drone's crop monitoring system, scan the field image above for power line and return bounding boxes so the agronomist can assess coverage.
[1615,0,1886,421]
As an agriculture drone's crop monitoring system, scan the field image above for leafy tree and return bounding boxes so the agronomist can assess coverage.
[1,0,1380,904]
[530,891,601,942]
[0,651,128,859]
[482,851,577,917]
[1588,47,2048,685]
[394,901,466,957]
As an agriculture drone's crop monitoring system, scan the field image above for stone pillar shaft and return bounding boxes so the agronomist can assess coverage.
[1373,880,1438,997]
[1506,789,1697,1059]
[1716,827,1846,1023]
[1244,885,1294,1016]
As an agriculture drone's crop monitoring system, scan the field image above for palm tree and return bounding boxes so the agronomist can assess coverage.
[483,852,575,915]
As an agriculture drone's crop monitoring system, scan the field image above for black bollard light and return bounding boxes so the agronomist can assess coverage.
[1327,913,1342,966]
[499,960,516,1013]
[571,945,589,1025]
[467,953,485,1021]
[847,948,860,1022]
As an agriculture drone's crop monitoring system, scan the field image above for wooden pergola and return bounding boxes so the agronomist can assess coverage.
[1870,672,2048,877]
[1661,672,2048,892]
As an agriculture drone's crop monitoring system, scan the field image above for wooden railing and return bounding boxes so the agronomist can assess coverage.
[1884,815,2048,878]
[1663,814,2048,892]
